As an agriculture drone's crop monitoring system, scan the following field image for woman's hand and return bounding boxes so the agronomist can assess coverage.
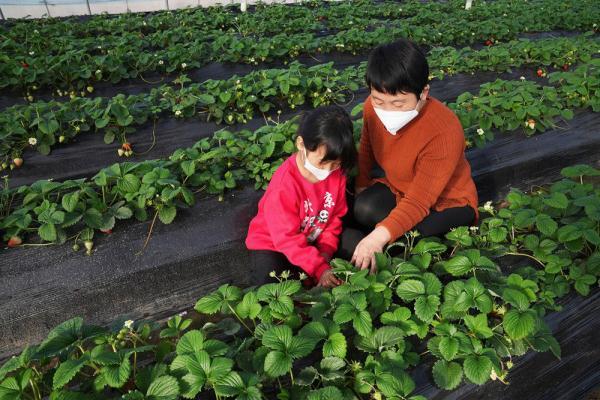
[351,226,391,273]
[317,269,341,288]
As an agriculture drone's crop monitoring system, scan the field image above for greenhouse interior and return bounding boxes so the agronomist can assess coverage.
[0,0,599,399]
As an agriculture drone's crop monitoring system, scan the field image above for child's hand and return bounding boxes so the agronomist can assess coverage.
[317,269,341,288]
[320,252,332,262]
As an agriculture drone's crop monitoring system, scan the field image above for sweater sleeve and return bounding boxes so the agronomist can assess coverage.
[316,177,348,258]
[264,188,331,280]
[356,107,375,188]
[377,131,464,243]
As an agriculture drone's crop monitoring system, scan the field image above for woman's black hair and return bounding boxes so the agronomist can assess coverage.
[297,105,357,172]
[365,38,429,97]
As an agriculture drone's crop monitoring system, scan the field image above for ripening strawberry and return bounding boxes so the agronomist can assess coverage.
[13,158,23,167]
[7,236,22,247]
[562,64,569,71]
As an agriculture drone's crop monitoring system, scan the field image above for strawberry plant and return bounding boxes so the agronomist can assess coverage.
[449,79,573,147]
[549,58,600,112]
[427,34,599,80]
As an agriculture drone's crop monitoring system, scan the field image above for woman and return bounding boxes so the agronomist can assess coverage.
[343,39,479,272]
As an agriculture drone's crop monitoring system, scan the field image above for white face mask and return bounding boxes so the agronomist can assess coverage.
[373,98,422,135]
[303,148,336,181]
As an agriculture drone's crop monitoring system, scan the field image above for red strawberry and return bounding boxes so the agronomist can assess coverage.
[100,229,112,234]
[7,236,22,247]
[485,39,493,46]
[537,68,544,77]
[21,62,29,69]
[562,64,569,71]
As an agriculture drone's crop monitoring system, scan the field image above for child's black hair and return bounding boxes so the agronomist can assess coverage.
[297,105,357,172]
[365,38,429,97]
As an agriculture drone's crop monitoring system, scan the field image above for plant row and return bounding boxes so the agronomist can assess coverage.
[7,0,592,58]
[2,0,598,94]
[0,0,427,42]
[0,164,599,399]
[2,54,600,249]
[1,39,598,168]
[1,0,582,45]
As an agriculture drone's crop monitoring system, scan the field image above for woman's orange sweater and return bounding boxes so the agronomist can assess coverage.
[356,95,479,243]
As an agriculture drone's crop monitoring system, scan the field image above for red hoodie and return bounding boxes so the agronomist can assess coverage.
[245,154,348,280]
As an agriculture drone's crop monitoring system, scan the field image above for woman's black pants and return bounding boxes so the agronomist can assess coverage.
[336,182,476,260]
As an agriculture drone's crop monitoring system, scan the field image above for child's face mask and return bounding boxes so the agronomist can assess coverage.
[303,148,338,181]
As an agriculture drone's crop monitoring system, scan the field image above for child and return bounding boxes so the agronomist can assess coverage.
[245,105,357,288]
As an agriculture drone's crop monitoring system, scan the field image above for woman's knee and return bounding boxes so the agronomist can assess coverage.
[335,228,366,260]
[353,184,396,228]
[353,194,376,228]
[415,206,476,238]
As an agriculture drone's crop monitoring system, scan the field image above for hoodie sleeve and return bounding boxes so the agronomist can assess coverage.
[263,187,331,280]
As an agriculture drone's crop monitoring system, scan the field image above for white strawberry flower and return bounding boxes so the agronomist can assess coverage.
[175,110,182,116]
[490,369,498,380]
[483,201,494,213]
[181,63,187,69]
[477,128,484,136]
[520,76,526,81]
[158,60,164,65]
[28,137,37,146]
[123,320,134,329]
